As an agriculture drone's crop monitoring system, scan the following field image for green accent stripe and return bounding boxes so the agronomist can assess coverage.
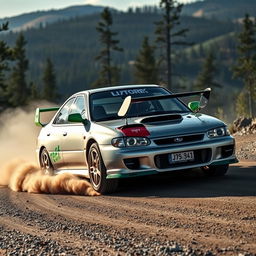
[107,170,158,179]
[210,158,239,166]
[35,107,59,127]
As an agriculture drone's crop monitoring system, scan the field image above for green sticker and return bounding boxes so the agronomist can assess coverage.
[50,145,61,162]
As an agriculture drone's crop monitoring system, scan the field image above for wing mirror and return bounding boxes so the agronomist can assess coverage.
[68,113,88,124]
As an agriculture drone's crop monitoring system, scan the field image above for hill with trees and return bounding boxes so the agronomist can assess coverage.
[182,0,256,20]
[0,12,238,96]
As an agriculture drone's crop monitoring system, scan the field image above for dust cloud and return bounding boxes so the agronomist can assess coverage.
[0,103,99,196]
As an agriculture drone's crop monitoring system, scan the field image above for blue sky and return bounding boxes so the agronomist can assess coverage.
[0,0,196,18]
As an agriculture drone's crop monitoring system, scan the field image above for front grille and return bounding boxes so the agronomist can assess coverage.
[155,148,212,169]
[154,134,204,146]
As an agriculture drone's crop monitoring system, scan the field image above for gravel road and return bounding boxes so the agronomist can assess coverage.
[0,135,256,256]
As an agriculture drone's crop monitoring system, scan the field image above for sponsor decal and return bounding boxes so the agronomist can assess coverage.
[50,145,61,162]
[111,89,148,97]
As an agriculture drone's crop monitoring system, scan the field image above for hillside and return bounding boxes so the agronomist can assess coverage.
[0,12,237,98]
[182,0,256,20]
[0,5,105,31]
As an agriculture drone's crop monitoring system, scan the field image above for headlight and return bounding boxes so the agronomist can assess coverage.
[112,137,151,148]
[207,127,230,138]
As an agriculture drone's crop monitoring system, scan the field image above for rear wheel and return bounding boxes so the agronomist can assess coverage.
[88,143,118,194]
[40,148,54,175]
[202,164,229,176]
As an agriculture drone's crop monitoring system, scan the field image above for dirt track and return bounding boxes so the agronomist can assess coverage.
[1,161,256,255]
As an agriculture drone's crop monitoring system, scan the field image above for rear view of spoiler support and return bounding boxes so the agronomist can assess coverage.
[35,107,59,127]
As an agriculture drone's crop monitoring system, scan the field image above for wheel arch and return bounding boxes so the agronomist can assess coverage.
[39,146,46,166]
[86,139,97,162]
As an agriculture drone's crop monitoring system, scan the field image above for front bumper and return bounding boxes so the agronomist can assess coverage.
[99,136,238,179]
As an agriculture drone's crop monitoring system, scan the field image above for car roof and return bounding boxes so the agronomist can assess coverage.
[73,84,160,96]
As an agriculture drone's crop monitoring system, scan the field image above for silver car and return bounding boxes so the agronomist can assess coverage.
[35,85,238,193]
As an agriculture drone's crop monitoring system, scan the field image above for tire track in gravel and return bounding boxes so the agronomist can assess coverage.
[6,186,256,254]
[1,189,203,256]
[1,162,256,255]
[0,216,118,256]
[55,192,256,240]
[1,191,120,255]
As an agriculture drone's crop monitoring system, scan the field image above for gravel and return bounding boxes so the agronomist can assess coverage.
[0,134,255,256]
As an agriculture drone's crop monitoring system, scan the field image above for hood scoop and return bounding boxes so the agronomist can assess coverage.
[140,114,183,124]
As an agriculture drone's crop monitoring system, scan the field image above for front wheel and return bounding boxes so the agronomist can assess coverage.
[88,143,118,194]
[40,148,54,175]
[202,164,229,176]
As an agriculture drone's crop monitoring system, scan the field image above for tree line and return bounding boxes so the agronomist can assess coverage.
[0,22,58,110]
[94,1,256,118]
[0,0,256,119]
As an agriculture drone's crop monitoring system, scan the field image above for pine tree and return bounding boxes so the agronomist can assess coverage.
[42,58,58,102]
[7,34,29,107]
[94,8,123,87]
[233,14,256,117]
[155,0,189,90]
[0,22,8,32]
[134,37,159,84]
[29,81,40,101]
[0,22,12,109]
[7,33,29,107]
[236,90,248,117]
[195,51,221,91]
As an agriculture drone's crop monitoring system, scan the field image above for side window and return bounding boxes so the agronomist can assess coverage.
[54,98,74,125]
[69,96,86,118]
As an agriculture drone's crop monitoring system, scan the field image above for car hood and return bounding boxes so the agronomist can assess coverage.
[97,113,226,138]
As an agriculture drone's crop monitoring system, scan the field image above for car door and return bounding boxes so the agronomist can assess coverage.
[61,95,88,169]
[48,97,75,169]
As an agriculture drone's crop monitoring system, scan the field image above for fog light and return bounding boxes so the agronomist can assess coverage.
[124,158,140,170]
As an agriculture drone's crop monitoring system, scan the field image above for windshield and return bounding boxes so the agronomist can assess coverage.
[90,87,190,122]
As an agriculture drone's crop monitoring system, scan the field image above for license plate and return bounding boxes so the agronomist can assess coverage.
[169,151,194,163]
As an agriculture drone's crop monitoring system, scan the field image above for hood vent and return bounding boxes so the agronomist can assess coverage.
[140,114,182,124]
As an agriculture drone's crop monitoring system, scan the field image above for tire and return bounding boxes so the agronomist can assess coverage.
[202,164,229,176]
[40,148,54,175]
[88,143,118,194]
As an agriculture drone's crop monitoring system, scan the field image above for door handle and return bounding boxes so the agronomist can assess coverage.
[63,132,67,136]
[47,133,50,136]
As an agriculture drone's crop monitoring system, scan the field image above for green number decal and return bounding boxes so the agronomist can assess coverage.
[50,145,61,162]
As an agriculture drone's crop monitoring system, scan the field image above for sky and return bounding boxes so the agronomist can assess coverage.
[0,0,197,18]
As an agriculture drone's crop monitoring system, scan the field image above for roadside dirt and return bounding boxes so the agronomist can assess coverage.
[234,134,256,161]
[0,135,256,256]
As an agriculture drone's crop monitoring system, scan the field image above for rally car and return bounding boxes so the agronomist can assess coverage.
[35,85,238,193]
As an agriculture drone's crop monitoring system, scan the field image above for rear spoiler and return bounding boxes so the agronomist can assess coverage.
[118,88,211,117]
[35,107,59,127]
[131,88,211,103]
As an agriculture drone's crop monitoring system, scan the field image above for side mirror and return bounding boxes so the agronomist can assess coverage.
[68,113,88,124]
[188,101,200,112]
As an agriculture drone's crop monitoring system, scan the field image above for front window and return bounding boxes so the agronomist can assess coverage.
[69,95,87,119]
[90,87,190,122]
